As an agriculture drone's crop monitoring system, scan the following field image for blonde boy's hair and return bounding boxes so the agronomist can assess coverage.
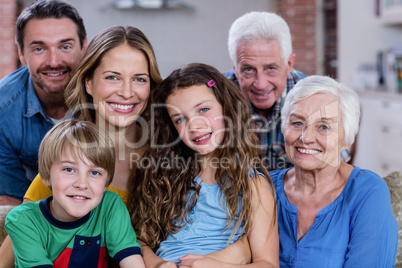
[38,119,115,186]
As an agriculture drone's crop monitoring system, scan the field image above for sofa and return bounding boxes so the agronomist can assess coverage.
[0,205,15,246]
[383,171,402,268]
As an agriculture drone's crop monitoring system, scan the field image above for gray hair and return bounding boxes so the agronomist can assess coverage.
[281,75,361,145]
[228,11,292,65]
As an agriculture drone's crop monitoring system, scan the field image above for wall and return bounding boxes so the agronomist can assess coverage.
[4,0,322,79]
[19,0,276,78]
[0,0,18,78]
[277,0,318,75]
[338,0,402,86]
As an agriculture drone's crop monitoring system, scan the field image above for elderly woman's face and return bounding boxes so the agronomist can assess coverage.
[283,93,348,170]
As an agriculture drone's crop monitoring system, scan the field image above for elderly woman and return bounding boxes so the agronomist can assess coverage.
[270,75,398,267]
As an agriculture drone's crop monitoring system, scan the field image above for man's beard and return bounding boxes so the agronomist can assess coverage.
[34,65,72,94]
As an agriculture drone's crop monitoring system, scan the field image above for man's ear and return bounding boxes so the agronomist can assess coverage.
[232,62,239,77]
[81,38,88,56]
[18,46,27,66]
[286,53,296,75]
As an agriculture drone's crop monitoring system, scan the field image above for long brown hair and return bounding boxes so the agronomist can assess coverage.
[65,25,162,123]
[128,63,276,250]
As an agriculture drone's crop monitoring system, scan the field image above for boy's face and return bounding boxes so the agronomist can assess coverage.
[43,147,108,222]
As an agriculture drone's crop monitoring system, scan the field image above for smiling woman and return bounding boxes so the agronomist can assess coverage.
[270,75,398,267]
[85,44,151,129]
[25,25,162,203]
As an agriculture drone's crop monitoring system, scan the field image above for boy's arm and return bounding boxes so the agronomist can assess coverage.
[0,236,14,268]
[0,188,37,268]
[119,255,146,268]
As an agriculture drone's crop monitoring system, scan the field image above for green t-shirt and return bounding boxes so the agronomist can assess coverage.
[6,191,141,267]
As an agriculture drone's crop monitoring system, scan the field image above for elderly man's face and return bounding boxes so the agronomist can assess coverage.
[233,40,294,113]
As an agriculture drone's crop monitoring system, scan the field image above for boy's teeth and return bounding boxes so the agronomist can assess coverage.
[297,148,320,154]
[110,103,134,110]
[73,196,87,199]
[195,133,211,142]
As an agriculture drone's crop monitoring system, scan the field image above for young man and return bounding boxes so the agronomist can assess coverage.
[6,120,144,267]
[0,0,87,205]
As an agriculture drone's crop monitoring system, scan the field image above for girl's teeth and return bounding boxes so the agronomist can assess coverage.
[195,133,211,142]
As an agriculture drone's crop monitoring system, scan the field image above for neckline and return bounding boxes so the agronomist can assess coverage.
[39,196,91,229]
[277,166,359,215]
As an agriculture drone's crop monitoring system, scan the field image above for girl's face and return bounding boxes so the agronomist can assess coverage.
[166,84,226,157]
[85,44,150,129]
[283,93,348,171]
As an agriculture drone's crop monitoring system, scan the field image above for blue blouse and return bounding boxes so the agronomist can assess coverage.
[156,169,263,264]
[270,166,398,268]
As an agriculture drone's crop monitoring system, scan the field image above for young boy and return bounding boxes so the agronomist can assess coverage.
[5,120,145,268]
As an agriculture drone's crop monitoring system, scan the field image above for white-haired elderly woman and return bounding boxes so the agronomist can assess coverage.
[270,75,398,267]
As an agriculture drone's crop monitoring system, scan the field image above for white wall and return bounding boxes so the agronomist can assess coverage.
[338,0,402,86]
[23,0,276,78]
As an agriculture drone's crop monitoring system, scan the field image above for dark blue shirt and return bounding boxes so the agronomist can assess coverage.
[0,66,55,200]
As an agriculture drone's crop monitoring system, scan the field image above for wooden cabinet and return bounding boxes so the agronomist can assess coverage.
[354,92,402,177]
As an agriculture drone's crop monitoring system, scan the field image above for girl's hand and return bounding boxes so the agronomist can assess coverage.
[178,254,221,268]
[155,260,178,268]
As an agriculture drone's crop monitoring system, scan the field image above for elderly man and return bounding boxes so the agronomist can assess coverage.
[225,11,307,170]
[0,0,87,205]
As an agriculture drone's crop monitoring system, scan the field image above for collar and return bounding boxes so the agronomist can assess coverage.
[25,76,48,119]
[39,196,91,229]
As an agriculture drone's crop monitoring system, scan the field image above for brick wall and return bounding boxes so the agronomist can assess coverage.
[323,0,337,78]
[0,0,18,79]
[277,0,317,75]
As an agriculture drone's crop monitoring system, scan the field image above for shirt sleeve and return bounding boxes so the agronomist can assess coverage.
[103,192,141,263]
[344,176,398,267]
[5,205,53,267]
[24,174,52,202]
